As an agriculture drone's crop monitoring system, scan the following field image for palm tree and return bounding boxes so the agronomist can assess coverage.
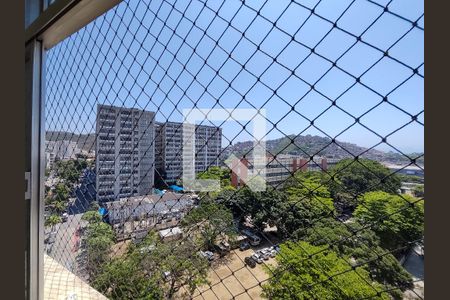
[51,200,67,214]
[45,214,62,228]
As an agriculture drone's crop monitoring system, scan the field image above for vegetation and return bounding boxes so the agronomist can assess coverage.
[93,257,163,300]
[45,214,62,227]
[398,174,424,184]
[354,191,424,251]
[94,232,209,299]
[82,210,115,278]
[84,158,421,299]
[263,241,389,300]
[181,198,236,250]
[413,185,424,198]
[196,166,231,188]
[222,172,335,238]
[297,218,413,299]
[81,210,102,223]
[327,159,401,212]
[54,158,87,184]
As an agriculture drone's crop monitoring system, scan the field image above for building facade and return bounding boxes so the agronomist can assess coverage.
[155,121,222,185]
[96,104,155,203]
[45,140,80,168]
[103,192,196,241]
[231,155,339,188]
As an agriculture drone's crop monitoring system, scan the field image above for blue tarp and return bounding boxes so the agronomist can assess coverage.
[169,185,184,192]
[98,207,107,216]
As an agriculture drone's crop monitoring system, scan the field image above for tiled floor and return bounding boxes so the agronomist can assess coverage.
[44,255,107,300]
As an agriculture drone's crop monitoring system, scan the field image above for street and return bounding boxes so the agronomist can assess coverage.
[45,213,85,273]
[68,169,96,215]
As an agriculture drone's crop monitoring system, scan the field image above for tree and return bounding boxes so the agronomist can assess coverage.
[283,171,330,200]
[93,257,163,300]
[413,185,424,198]
[223,173,335,238]
[84,222,115,278]
[45,214,62,227]
[54,182,71,201]
[354,191,424,251]
[181,198,236,250]
[297,218,413,299]
[82,210,102,223]
[328,159,402,212]
[262,241,389,300]
[216,185,254,220]
[130,233,210,299]
[151,240,209,299]
[238,172,335,237]
[196,166,231,188]
[54,158,87,184]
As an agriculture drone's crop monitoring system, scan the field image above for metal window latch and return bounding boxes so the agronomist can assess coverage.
[25,172,31,200]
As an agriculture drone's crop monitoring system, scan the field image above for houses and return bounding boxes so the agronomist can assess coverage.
[103,192,196,241]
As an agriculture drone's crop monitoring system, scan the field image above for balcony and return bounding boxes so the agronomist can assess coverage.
[28,0,424,299]
[44,255,107,300]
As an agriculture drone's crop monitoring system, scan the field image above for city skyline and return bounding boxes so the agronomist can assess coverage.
[45,0,424,153]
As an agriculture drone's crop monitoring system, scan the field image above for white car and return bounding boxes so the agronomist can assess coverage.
[269,249,277,258]
[251,253,263,264]
[258,249,270,260]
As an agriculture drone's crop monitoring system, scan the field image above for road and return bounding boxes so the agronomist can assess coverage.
[68,169,96,215]
[45,213,85,273]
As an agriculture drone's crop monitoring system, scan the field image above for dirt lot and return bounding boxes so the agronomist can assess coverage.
[179,248,277,300]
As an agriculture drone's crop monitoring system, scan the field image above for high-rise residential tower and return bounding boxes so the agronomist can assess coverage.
[96,104,155,202]
[155,121,222,185]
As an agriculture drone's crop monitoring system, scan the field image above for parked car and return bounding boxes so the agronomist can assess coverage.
[214,242,230,257]
[269,249,277,258]
[241,229,261,246]
[62,213,69,222]
[45,231,57,244]
[220,240,230,250]
[205,251,214,261]
[239,241,251,251]
[244,256,256,268]
[272,244,281,253]
[251,253,263,264]
[258,249,270,260]
[199,250,215,261]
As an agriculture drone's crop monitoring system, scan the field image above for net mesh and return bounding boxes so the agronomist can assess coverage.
[43,0,424,299]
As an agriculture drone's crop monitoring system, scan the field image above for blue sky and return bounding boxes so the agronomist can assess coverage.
[45,0,424,153]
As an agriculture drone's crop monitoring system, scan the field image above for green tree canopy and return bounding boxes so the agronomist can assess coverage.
[181,198,236,250]
[263,241,389,300]
[93,257,163,300]
[45,214,62,227]
[296,218,413,298]
[82,210,102,224]
[328,159,402,211]
[54,158,87,184]
[54,182,71,201]
[354,191,424,251]
[196,166,231,187]
[84,222,115,278]
[127,232,209,299]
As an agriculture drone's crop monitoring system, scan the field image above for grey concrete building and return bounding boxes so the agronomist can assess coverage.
[155,121,222,185]
[45,140,80,163]
[96,104,155,202]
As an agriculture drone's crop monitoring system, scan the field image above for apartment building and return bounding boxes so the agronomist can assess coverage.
[155,121,222,185]
[231,155,339,188]
[45,140,80,161]
[96,104,155,203]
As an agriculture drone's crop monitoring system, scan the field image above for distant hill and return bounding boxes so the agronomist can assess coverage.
[46,131,95,152]
[46,131,423,165]
[221,134,424,165]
